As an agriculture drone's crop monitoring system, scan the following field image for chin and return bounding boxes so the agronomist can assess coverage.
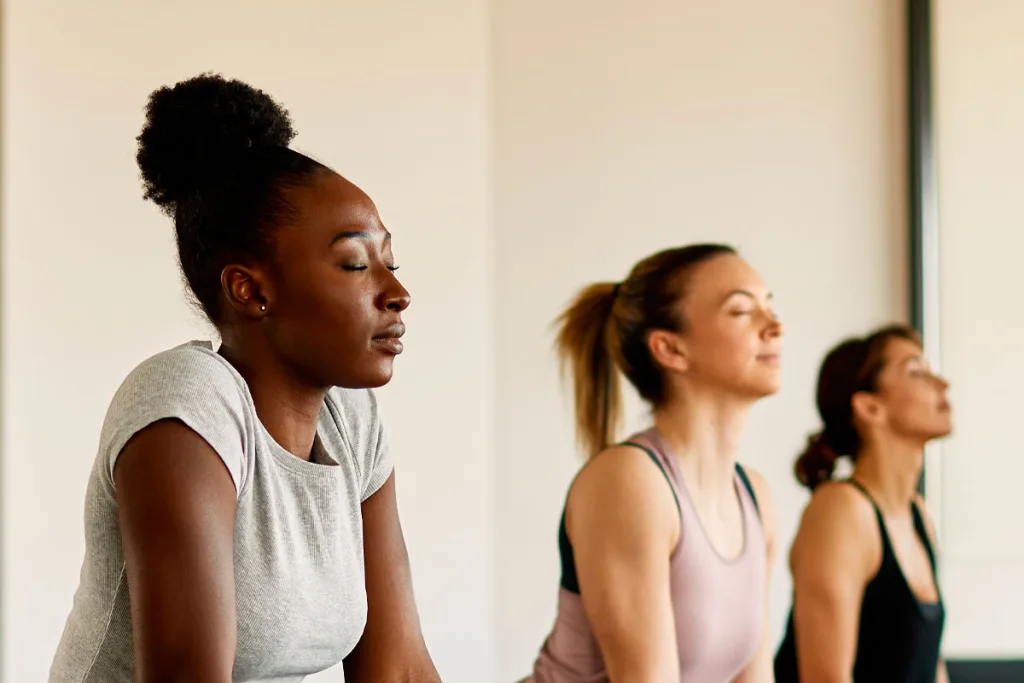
[750,378,782,398]
[330,360,396,390]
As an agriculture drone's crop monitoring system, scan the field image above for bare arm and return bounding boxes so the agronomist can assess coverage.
[568,446,681,683]
[115,419,239,683]
[733,467,778,683]
[790,483,880,683]
[343,473,441,683]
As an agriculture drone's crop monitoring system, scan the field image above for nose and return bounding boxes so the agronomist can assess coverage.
[763,311,783,338]
[380,272,411,312]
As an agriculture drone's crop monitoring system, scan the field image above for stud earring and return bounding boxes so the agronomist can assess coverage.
[260,304,267,312]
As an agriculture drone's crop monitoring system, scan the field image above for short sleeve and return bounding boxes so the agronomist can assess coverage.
[324,387,394,501]
[99,343,250,497]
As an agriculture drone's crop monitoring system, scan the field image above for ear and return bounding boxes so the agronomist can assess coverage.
[221,264,272,318]
[647,329,688,374]
[851,390,885,427]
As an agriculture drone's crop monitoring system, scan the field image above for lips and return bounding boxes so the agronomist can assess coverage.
[371,323,406,355]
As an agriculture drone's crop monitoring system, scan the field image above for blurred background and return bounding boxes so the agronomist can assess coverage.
[1,1,1021,681]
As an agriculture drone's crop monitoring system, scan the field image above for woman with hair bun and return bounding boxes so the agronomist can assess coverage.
[48,74,440,683]
[774,325,950,683]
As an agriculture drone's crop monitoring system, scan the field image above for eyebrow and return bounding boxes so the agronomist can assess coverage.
[330,229,392,246]
[722,289,773,303]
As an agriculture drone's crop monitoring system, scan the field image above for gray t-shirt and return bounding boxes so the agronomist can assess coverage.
[49,341,394,683]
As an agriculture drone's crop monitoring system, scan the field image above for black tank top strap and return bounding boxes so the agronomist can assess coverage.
[844,477,876,504]
[843,478,892,542]
[620,440,683,520]
[911,501,939,575]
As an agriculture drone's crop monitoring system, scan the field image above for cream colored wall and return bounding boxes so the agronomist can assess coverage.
[492,0,907,678]
[0,2,493,682]
[1,1,929,681]
[934,0,1024,659]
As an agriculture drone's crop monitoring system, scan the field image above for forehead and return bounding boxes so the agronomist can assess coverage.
[287,171,386,237]
[685,254,766,301]
[881,336,923,367]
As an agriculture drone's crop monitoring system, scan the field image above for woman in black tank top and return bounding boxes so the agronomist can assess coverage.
[774,325,950,683]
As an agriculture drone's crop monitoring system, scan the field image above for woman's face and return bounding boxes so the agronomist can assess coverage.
[261,171,411,389]
[870,337,952,442]
[669,254,783,399]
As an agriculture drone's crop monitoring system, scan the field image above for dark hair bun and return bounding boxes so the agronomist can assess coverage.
[136,72,296,211]
[794,431,840,490]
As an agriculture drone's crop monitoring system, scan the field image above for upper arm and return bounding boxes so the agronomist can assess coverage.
[343,473,439,683]
[790,484,879,682]
[567,446,681,683]
[114,419,238,683]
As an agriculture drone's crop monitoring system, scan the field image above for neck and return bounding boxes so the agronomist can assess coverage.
[652,388,752,497]
[853,435,924,514]
[218,334,326,460]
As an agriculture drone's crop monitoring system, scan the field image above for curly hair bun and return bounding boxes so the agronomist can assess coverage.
[136,72,296,211]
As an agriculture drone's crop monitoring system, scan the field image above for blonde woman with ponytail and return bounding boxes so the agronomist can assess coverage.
[525,244,782,683]
[774,325,951,683]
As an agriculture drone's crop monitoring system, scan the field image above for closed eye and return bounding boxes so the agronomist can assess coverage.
[341,264,400,272]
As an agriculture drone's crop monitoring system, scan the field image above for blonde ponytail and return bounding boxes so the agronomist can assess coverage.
[555,282,622,458]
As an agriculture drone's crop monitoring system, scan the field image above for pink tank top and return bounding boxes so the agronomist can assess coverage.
[527,428,766,683]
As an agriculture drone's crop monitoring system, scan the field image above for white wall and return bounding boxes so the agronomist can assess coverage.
[934,0,1024,659]
[2,2,937,682]
[0,2,493,682]
[492,0,907,678]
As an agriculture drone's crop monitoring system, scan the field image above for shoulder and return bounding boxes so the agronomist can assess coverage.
[322,387,391,500]
[115,341,247,407]
[567,444,679,545]
[792,481,881,575]
[572,443,669,501]
[325,385,380,421]
[322,386,384,446]
[801,481,878,534]
[101,342,253,493]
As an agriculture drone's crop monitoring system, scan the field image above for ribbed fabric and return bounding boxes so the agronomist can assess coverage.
[528,428,767,683]
[49,341,394,683]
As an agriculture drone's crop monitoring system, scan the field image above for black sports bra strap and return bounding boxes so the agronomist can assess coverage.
[911,501,939,575]
[843,478,889,534]
[844,477,876,504]
[620,441,683,520]
[734,463,761,520]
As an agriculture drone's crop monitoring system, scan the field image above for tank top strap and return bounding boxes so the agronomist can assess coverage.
[911,501,939,576]
[843,478,892,544]
[734,463,761,520]
[619,433,683,521]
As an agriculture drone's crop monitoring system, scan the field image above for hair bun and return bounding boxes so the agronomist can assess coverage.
[794,430,840,490]
[136,72,296,211]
